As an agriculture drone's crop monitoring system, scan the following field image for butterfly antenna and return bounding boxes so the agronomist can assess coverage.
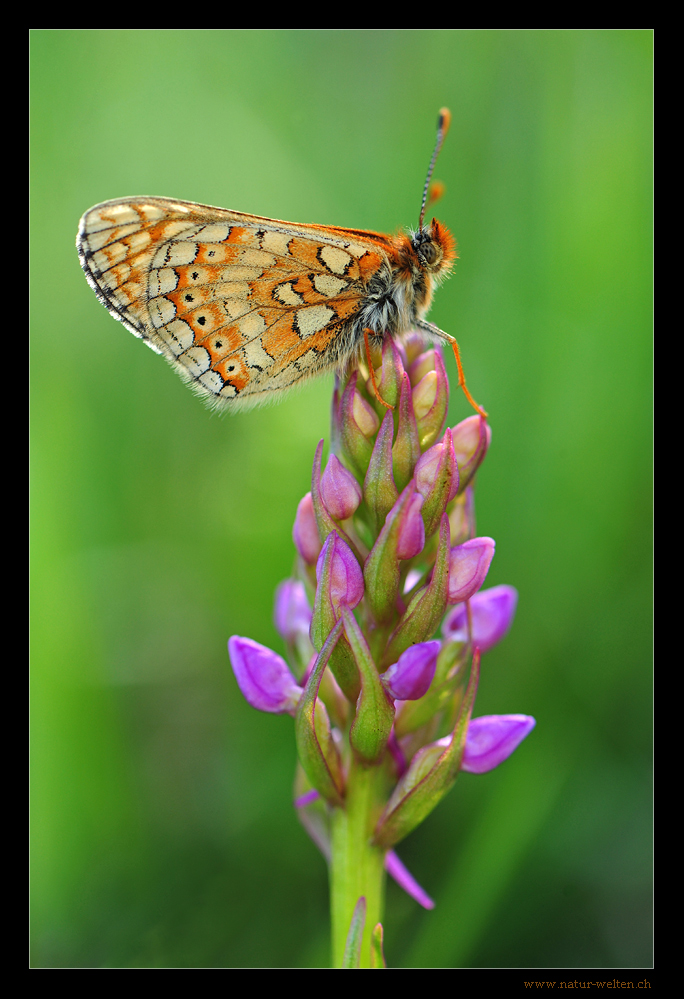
[419,107,451,231]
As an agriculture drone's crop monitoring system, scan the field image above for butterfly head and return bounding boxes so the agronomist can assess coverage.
[410,218,457,278]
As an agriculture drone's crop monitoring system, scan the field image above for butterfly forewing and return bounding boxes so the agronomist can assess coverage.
[77,197,389,408]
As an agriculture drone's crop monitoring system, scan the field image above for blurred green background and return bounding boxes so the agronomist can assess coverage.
[30,30,652,968]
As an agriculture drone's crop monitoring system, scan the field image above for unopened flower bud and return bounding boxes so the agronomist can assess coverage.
[452,415,491,492]
[310,531,363,702]
[382,514,451,667]
[320,454,362,520]
[408,348,437,386]
[381,640,440,701]
[415,428,459,537]
[315,532,364,616]
[396,490,425,560]
[411,349,449,449]
[448,484,476,546]
[228,636,301,715]
[443,584,518,652]
[293,492,322,565]
[412,370,437,420]
[353,391,380,437]
[402,331,427,367]
[339,371,378,475]
[447,537,495,604]
[372,334,404,409]
[364,484,424,624]
[392,372,420,491]
[274,580,312,643]
[364,410,399,534]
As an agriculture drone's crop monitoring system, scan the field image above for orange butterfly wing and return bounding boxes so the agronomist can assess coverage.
[77,197,391,409]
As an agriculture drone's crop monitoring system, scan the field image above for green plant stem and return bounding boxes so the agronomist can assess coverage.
[330,756,386,968]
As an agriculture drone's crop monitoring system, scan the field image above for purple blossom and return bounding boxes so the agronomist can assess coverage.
[228,636,301,715]
[442,584,518,652]
[381,640,440,701]
[461,714,536,773]
[447,537,495,604]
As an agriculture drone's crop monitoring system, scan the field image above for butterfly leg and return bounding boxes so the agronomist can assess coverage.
[417,321,488,419]
[363,329,394,411]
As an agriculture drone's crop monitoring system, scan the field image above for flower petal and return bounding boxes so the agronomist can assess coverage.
[447,537,495,604]
[385,850,435,910]
[442,584,518,652]
[461,714,536,773]
[228,636,301,714]
[382,640,440,701]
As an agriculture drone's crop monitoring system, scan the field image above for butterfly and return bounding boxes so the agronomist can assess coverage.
[77,109,485,416]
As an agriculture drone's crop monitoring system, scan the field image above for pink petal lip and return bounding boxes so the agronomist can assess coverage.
[447,537,495,604]
[385,850,435,910]
[228,635,301,714]
[381,640,440,701]
[443,584,518,652]
[461,714,536,774]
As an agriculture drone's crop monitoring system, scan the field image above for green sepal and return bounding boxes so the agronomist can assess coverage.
[376,334,403,409]
[342,896,366,969]
[419,427,457,539]
[372,648,480,849]
[370,923,386,969]
[363,484,417,625]
[447,486,476,546]
[380,513,450,668]
[392,373,420,492]
[343,606,395,763]
[363,410,399,536]
[293,762,331,862]
[340,372,376,478]
[310,536,361,703]
[295,619,346,807]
